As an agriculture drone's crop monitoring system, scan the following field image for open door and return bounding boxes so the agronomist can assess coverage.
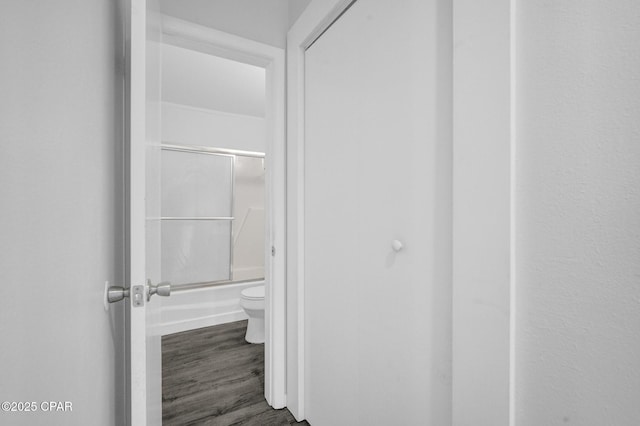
[118,2,288,423]
[125,0,166,424]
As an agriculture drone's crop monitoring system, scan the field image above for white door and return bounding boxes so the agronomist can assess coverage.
[127,0,165,424]
[124,5,289,422]
[304,0,451,424]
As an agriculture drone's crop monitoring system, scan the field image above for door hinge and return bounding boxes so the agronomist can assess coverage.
[271,246,276,257]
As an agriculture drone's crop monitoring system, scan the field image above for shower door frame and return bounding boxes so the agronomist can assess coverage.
[160,15,287,409]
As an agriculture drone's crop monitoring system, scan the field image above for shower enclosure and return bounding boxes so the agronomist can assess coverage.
[160,144,266,289]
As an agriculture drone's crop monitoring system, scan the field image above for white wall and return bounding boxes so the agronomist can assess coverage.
[162,102,265,152]
[162,43,266,117]
[515,1,640,425]
[0,1,125,425]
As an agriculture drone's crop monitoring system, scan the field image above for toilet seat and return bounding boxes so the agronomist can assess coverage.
[241,286,264,300]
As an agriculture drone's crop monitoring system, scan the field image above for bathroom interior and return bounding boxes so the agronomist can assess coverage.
[157,37,268,338]
[155,1,309,424]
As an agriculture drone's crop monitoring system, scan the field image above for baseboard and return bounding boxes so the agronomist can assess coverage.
[157,310,248,336]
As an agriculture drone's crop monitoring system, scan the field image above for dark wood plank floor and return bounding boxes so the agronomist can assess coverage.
[162,320,309,426]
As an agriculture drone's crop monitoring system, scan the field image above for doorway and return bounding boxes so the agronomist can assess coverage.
[152,13,287,420]
[157,36,269,306]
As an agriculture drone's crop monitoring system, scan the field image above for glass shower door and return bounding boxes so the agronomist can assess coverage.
[160,147,234,286]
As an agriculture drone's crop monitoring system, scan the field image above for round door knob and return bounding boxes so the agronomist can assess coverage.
[391,240,403,252]
[107,286,129,303]
[147,279,172,301]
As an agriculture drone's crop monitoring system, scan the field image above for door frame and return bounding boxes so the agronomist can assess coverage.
[287,0,514,423]
[126,1,155,424]
[451,1,514,425]
[155,15,287,409]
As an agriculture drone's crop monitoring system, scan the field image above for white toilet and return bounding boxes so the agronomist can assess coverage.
[239,285,265,344]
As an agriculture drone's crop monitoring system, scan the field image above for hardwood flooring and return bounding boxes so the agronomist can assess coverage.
[162,320,309,426]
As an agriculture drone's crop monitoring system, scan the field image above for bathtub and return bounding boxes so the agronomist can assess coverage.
[156,280,264,336]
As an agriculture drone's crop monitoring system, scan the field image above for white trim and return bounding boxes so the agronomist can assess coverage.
[127,1,147,424]
[285,0,357,420]
[160,16,287,409]
[161,101,267,121]
[509,0,517,424]
[155,311,248,336]
[452,0,514,425]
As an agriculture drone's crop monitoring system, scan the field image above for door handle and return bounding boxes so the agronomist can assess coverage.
[147,279,171,301]
[107,286,130,303]
[106,284,144,306]
[105,280,171,306]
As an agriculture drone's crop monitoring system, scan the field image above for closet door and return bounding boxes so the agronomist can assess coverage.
[304,0,451,424]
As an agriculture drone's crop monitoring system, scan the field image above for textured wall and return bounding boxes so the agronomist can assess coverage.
[0,1,125,424]
[515,1,640,425]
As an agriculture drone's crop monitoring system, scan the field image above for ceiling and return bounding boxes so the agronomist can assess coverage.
[159,0,312,48]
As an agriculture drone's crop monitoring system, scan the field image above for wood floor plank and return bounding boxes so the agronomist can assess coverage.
[162,320,309,425]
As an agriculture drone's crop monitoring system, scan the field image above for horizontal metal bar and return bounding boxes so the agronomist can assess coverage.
[171,278,265,292]
[161,143,266,158]
[161,217,234,221]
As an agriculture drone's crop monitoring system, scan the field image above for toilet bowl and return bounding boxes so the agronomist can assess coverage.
[239,285,265,344]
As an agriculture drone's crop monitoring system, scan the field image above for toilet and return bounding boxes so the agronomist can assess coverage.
[239,285,265,344]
